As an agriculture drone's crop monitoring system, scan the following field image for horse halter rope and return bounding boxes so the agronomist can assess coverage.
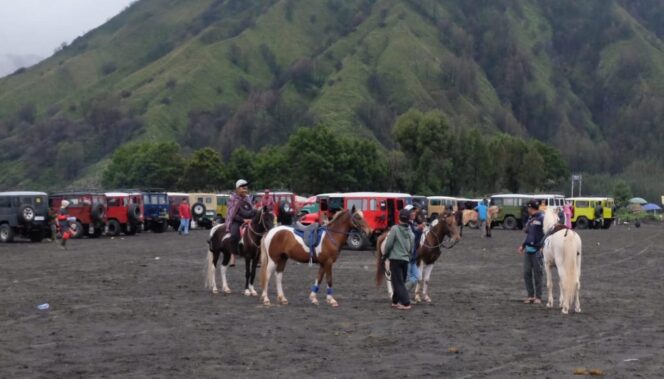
[421,214,458,250]
[246,209,270,247]
[324,212,365,249]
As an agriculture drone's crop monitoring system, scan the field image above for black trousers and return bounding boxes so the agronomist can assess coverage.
[390,259,410,306]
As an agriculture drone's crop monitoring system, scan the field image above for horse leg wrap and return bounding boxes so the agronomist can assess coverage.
[311,284,320,293]
[326,288,333,296]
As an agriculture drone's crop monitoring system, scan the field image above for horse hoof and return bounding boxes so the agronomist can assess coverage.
[223,288,231,294]
[309,294,319,305]
[277,296,288,305]
[327,298,339,307]
[243,289,251,297]
[262,297,271,306]
[250,290,258,297]
[546,302,553,308]
[575,308,582,313]
[212,288,219,294]
[414,294,422,303]
[561,308,569,315]
[424,295,432,303]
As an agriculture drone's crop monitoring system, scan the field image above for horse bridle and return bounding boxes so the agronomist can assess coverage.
[324,212,367,249]
[245,209,272,246]
[420,213,458,250]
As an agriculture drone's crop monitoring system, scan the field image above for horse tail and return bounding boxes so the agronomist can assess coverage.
[259,232,269,289]
[204,248,215,290]
[562,232,579,311]
[375,233,386,287]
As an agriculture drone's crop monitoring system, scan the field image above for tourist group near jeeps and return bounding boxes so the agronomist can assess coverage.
[5,180,627,314]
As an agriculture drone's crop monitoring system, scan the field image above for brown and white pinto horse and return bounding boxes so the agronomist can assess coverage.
[259,208,371,307]
[205,206,274,296]
[376,210,461,303]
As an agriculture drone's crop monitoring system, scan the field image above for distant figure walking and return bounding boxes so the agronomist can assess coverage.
[475,200,489,237]
[178,199,191,235]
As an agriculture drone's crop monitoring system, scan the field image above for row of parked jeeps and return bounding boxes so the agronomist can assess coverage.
[0,190,224,243]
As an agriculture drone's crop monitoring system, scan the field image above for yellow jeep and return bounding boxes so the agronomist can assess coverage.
[216,193,230,222]
[567,197,615,229]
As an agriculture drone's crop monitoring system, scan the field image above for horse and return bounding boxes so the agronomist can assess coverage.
[542,206,582,314]
[259,208,371,307]
[205,206,274,296]
[376,210,462,303]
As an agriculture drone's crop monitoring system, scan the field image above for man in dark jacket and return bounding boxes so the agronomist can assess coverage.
[226,179,256,257]
[518,200,544,304]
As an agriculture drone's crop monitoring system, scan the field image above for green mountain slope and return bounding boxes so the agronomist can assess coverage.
[1,0,664,194]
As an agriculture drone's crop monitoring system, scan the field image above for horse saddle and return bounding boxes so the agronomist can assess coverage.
[221,224,248,244]
[293,222,322,257]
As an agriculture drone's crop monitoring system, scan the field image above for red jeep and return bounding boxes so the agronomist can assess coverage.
[48,192,107,238]
[306,192,411,250]
[105,192,144,236]
[252,191,299,224]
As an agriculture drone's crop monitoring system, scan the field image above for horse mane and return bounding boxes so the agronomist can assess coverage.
[328,209,348,225]
[542,206,559,234]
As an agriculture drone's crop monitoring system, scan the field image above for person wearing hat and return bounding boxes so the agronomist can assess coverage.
[57,200,73,249]
[384,207,416,310]
[518,199,545,304]
[225,179,256,261]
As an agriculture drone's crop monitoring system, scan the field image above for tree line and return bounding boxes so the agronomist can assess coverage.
[103,110,570,196]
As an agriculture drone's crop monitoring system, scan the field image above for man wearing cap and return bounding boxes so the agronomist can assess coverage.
[518,200,545,304]
[384,208,416,310]
[225,179,256,260]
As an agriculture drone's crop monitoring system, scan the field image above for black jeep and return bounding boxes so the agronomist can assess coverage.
[0,191,51,242]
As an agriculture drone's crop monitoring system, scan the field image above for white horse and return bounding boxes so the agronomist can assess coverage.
[542,206,583,314]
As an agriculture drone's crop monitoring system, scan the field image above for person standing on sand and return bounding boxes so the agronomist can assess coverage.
[384,208,415,310]
[178,199,191,235]
[475,199,489,237]
[518,200,544,304]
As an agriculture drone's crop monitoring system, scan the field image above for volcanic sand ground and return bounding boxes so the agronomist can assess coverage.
[1,224,663,378]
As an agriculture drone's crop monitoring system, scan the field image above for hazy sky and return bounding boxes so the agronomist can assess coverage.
[0,0,135,58]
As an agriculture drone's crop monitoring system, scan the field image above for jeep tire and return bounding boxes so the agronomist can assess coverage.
[0,224,15,243]
[503,216,518,230]
[346,230,366,250]
[575,217,589,229]
[192,203,206,219]
[128,204,141,223]
[18,205,36,223]
[92,203,106,222]
[107,219,121,236]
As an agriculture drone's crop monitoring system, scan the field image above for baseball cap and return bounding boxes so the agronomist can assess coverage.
[527,199,540,210]
[235,179,249,188]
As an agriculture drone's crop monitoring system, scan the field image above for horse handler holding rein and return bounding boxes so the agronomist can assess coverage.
[518,200,545,304]
[384,208,415,310]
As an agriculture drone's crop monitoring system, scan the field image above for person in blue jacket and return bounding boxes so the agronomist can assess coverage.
[518,199,545,304]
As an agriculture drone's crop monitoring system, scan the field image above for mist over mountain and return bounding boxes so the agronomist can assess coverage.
[0,53,43,78]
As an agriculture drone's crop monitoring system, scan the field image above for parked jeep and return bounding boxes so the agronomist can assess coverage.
[49,192,107,238]
[142,191,169,233]
[105,192,144,236]
[0,191,51,242]
[188,193,216,229]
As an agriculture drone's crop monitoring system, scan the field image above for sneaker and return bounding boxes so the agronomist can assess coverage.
[523,297,535,304]
[396,304,411,310]
[533,298,542,304]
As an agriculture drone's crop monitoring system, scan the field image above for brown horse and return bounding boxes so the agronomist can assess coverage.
[376,210,462,303]
[259,208,371,307]
[205,206,274,296]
